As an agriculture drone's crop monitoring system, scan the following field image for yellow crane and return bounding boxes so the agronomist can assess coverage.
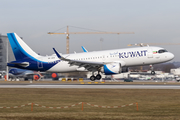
[48,26,134,54]
[128,43,180,47]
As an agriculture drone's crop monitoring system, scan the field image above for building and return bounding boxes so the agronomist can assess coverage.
[0,34,15,71]
[171,68,180,76]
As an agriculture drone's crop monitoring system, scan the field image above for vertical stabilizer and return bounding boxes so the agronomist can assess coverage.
[7,33,39,61]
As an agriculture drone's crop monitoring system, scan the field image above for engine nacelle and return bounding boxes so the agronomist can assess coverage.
[51,73,59,80]
[100,63,122,75]
[33,74,40,80]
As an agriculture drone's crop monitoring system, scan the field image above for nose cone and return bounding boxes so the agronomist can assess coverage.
[161,52,174,62]
[169,52,174,60]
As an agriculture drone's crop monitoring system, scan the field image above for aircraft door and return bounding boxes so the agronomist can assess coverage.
[147,47,153,58]
[37,61,43,68]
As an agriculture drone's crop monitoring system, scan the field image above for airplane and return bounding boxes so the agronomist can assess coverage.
[4,68,41,81]
[7,33,174,81]
[4,68,60,81]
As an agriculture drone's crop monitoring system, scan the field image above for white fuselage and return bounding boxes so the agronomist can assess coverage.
[39,46,174,73]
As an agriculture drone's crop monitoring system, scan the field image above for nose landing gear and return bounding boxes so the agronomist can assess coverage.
[150,65,156,75]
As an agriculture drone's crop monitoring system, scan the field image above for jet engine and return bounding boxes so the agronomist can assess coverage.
[51,73,59,80]
[100,63,122,75]
[4,75,9,80]
[33,74,40,81]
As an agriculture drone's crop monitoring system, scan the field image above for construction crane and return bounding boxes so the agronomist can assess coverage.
[48,26,134,54]
[128,43,180,47]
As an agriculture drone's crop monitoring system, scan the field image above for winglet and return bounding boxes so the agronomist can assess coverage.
[53,48,62,58]
[81,46,88,52]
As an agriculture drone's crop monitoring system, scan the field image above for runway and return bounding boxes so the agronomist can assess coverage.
[1,84,180,89]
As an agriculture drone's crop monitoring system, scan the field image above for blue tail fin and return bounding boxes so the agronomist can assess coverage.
[7,33,58,71]
[7,33,38,61]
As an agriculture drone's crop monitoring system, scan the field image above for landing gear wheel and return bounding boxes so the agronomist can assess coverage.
[151,71,155,75]
[90,75,96,81]
[96,74,102,80]
[149,65,155,75]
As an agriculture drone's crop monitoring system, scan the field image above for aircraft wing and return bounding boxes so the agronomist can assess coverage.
[53,48,106,71]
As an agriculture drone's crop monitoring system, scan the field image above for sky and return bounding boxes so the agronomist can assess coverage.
[1,0,180,61]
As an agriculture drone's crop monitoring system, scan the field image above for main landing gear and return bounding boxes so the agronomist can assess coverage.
[150,65,156,75]
[90,72,102,81]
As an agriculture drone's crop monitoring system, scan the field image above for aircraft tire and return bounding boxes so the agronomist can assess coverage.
[96,74,101,80]
[90,75,96,81]
[151,71,155,75]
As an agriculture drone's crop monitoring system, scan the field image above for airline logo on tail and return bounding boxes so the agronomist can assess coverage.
[7,33,58,71]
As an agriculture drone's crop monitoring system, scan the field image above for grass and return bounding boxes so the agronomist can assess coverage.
[0,88,180,120]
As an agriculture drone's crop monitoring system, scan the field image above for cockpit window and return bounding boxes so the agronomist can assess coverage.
[158,49,168,53]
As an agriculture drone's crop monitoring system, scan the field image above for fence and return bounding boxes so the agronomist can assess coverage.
[0,102,138,111]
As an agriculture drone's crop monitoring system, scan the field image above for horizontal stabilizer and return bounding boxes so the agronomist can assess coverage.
[8,61,29,67]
